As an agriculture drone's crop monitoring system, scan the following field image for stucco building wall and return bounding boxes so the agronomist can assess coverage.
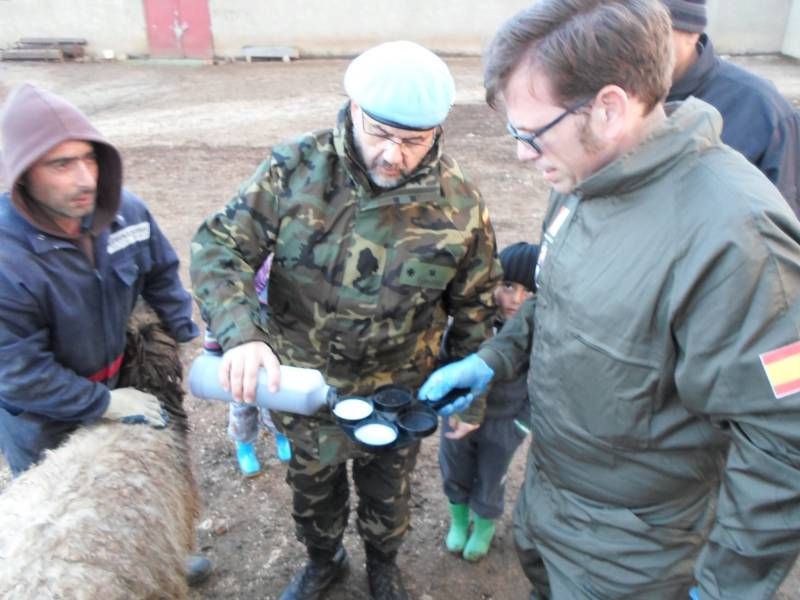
[0,0,798,59]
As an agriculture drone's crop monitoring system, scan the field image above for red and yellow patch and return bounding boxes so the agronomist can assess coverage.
[760,341,800,399]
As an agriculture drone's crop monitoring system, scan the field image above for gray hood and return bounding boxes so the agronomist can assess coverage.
[0,83,122,237]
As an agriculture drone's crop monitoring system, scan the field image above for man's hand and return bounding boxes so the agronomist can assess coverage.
[219,341,281,404]
[104,387,167,428]
[418,353,494,416]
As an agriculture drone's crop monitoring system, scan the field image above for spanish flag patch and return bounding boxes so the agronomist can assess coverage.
[760,341,800,399]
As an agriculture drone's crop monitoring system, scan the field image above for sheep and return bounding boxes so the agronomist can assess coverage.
[0,303,200,600]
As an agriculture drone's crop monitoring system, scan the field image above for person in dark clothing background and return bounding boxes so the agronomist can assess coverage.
[663,0,800,218]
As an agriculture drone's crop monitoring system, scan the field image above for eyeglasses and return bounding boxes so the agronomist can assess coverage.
[506,98,591,155]
[361,112,437,152]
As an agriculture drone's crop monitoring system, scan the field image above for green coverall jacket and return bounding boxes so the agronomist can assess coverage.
[478,98,800,599]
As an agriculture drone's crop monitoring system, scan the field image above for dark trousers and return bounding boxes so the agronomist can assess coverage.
[439,414,526,519]
[286,440,420,555]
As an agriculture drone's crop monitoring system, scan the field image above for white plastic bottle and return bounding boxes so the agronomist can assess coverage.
[188,353,335,416]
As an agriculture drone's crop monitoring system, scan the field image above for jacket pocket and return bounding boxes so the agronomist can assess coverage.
[112,258,139,287]
[378,251,457,317]
[560,328,660,448]
[395,257,456,290]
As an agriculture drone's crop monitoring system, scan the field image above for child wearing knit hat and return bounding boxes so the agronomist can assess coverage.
[439,241,539,561]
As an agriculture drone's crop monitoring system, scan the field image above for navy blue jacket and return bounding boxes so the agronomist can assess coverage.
[0,190,197,473]
[668,35,800,218]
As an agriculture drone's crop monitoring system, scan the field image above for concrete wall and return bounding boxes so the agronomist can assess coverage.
[208,0,531,57]
[0,0,149,57]
[0,0,798,59]
[706,0,794,54]
[784,0,800,57]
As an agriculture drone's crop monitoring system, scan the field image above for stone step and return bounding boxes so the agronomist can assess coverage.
[239,45,299,62]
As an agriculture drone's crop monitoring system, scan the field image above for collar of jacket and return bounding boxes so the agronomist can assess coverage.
[0,193,92,256]
[331,101,445,203]
[666,33,719,102]
[571,97,723,199]
[4,191,127,256]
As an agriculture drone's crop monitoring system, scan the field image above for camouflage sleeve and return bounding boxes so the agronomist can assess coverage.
[442,192,503,423]
[443,195,502,356]
[189,156,281,352]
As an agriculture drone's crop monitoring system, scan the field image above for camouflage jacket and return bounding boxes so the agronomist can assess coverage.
[191,103,501,431]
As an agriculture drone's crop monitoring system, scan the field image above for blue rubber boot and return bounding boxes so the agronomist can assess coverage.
[235,441,262,478]
[274,433,293,462]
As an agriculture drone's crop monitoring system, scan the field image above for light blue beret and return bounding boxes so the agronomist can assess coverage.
[344,40,455,130]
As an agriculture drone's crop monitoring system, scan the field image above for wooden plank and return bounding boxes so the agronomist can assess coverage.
[1,48,64,61]
[18,37,87,46]
[16,37,86,58]
[17,44,84,59]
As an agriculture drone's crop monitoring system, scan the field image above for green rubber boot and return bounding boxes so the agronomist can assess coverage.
[445,502,470,553]
[463,513,496,561]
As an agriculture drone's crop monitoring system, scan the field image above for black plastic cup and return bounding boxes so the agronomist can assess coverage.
[396,403,438,439]
[371,384,413,415]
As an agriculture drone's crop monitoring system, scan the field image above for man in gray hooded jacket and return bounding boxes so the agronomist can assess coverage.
[0,83,210,585]
[420,1,800,598]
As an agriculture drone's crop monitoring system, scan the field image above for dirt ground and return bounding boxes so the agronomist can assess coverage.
[1,52,799,600]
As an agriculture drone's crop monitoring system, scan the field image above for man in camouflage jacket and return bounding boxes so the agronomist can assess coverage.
[190,41,501,600]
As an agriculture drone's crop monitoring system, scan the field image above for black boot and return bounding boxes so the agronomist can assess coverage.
[365,545,409,600]
[278,545,349,600]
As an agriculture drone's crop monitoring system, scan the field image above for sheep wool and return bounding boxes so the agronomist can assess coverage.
[0,303,200,600]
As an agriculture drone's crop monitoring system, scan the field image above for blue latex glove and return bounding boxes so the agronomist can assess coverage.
[418,354,494,416]
[689,587,700,600]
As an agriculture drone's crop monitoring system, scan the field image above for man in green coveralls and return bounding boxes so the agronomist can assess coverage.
[420,1,800,598]
[190,41,501,600]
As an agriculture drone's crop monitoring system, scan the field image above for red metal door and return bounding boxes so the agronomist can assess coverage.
[143,0,214,59]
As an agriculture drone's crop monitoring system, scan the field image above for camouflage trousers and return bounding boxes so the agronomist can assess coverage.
[286,434,420,554]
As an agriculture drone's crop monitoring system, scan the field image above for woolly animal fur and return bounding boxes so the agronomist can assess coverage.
[0,303,200,600]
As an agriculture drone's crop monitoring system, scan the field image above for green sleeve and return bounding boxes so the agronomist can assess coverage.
[478,296,535,382]
[674,210,800,598]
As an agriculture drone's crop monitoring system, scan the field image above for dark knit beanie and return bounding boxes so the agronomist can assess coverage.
[662,0,707,33]
[499,242,539,291]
